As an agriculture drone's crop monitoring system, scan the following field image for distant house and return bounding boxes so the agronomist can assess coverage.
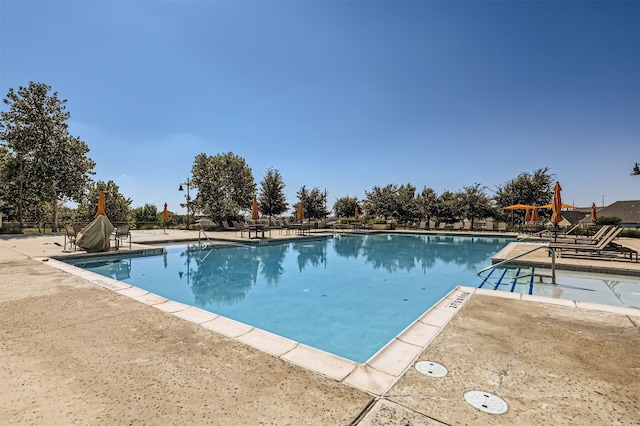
[587,200,640,228]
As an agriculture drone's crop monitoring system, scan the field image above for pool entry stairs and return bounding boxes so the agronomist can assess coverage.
[478,266,539,294]
[477,245,557,294]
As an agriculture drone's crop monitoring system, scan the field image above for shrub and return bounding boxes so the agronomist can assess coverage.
[621,229,640,239]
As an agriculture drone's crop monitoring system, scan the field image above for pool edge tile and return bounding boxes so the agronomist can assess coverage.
[521,294,576,307]
[173,306,219,324]
[396,321,441,348]
[280,344,356,382]
[236,328,298,357]
[366,339,423,377]
[575,301,640,316]
[153,300,191,313]
[200,316,254,338]
[342,364,397,396]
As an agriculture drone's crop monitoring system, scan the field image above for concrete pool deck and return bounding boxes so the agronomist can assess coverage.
[1,229,639,425]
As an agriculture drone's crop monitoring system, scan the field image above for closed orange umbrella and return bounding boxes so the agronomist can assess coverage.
[524,208,531,222]
[162,202,169,234]
[551,182,563,224]
[95,190,105,217]
[531,203,540,222]
[252,195,259,220]
[591,203,597,223]
[297,203,304,221]
[355,206,359,220]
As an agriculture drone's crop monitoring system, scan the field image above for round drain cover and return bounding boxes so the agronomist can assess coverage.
[415,361,448,377]
[464,391,508,414]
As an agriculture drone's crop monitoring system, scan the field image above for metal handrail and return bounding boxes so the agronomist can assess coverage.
[198,229,214,248]
[477,245,550,275]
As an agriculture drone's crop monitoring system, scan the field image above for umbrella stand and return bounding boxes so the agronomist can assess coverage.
[551,247,556,284]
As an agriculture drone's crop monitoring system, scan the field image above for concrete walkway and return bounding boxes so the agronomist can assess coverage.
[1,230,639,425]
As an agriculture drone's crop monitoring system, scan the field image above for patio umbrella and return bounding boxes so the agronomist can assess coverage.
[551,182,564,225]
[163,202,168,234]
[531,203,540,222]
[355,206,359,221]
[590,202,597,223]
[297,203,304,221]
[502,203,534,210]
[252,195,259,220]
[540,203,576,209]
[524,208,531,223]
[95,190,106,217]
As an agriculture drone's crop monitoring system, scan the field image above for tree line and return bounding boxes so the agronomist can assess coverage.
[0,82,556,231]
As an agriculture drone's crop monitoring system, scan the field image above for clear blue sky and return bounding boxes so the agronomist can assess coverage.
[1,1,639,215]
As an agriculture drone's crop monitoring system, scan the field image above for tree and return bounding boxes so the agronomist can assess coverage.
[0,82,95,231]
[76,180,132,223]
[415,187,438,223]
[494,167,554,222]
[131,203,159,224]
[191,152,256,222]
[435,191,459,224]
[459,183,494,229]
[333,196,360,219]
[293,186,328,221]
[363,184,398,220]
[395,183,419,224]
[258,168,288,219]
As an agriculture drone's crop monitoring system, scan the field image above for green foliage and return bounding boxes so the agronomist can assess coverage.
[363,184,399,220]
[395,183,419,223]
[416,187,438,222]
[620,229,640,239]
[294,186,328,220]
[433,190,461,224]
[191,152,256,221]
[494,167,554,221]
[258,168,288,218]
[131,203,158,224]
[596,216,621,226]
[0,82,96,230]
[333,196,360,218]
[76,181,132,223]
[459,183,494,228]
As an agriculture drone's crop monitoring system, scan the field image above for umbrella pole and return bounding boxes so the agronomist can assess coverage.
[551,247,556,284]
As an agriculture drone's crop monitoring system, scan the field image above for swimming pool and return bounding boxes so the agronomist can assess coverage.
[66,233,512,363]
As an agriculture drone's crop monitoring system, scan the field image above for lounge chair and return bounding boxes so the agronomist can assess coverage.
[497,222,507,232]
[463,222,472,231]
[230,220,247,237]
[484,221,495,231]
[550,226,625,259]
[64,224,78,252]
[113,224,131,250]
[437,222,447,230]
[452,222,462,231]
[418,220,427,230]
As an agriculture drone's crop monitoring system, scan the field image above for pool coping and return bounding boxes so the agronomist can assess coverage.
[38,255,640,397]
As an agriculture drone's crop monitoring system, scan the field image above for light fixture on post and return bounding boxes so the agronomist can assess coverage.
[178,178,191,229]
[631,163,640,176]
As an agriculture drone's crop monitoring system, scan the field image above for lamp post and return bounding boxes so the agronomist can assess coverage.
[632,163,640,176]
[178,179,191,230]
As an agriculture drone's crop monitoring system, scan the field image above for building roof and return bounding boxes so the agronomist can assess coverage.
[594,200,640,224]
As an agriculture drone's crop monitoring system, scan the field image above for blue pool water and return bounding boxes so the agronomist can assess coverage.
[66,234,512,362]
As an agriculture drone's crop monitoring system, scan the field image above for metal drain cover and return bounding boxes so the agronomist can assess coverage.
[415,361,448,377]
[464,391,508,414]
